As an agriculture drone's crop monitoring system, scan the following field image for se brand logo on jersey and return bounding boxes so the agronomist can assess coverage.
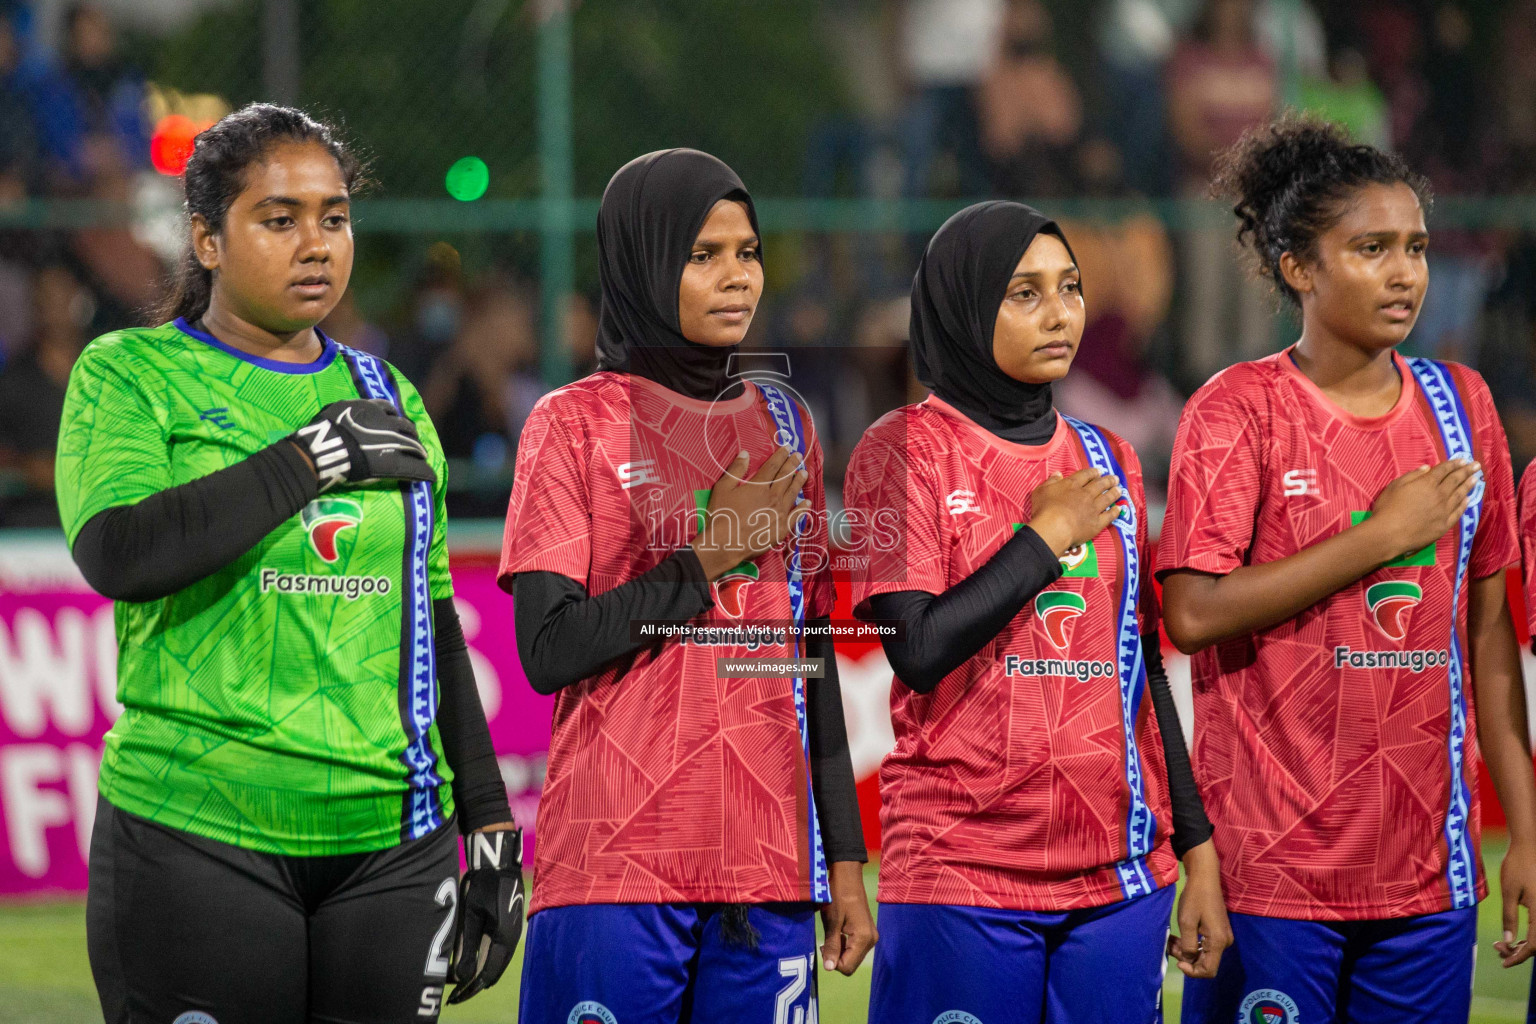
[1283,468,1318,497]
[1366,580,1423,641]
[300,497,363,563]
[947,489,980,515]
[617,459,661,489]
[1240,988,1300,1024]
[1034,591,1086,650]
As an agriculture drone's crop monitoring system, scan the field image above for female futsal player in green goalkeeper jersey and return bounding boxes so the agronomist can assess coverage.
[57,104,523,1024]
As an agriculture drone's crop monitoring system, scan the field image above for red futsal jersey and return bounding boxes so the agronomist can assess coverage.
[1519,460,1536,639]
[499,372,836,912]
[1158,349,1518,920]
[843,394,1178,911]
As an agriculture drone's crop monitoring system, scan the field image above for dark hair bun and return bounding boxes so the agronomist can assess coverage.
[1211,112,1431,305]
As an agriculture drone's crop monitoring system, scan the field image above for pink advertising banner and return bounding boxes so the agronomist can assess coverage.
[0,538,553,897]
[0,535,928,899]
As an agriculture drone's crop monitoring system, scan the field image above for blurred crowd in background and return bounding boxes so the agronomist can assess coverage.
[6,0,1536,530]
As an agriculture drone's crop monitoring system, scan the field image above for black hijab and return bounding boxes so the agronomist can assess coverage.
[594,148,762,400]
[910,200,1079,444]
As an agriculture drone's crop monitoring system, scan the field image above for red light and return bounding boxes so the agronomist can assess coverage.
[150,114,210,176]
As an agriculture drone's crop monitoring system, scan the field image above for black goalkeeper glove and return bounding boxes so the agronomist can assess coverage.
[291,398,436,493]
[447,827,526,1005]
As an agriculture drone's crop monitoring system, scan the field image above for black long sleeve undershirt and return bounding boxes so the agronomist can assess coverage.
[69,443,512,837]
[510,551,714,695]
[865,524,1064,693]
[432,597,515,834]
[71,440,318,602]
[511,566,867,862]
[805,616,868,864]
[1144,640,1212,857]
[867,529,1212,859]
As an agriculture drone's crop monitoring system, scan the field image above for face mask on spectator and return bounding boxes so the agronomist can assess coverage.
[415,294,461,345]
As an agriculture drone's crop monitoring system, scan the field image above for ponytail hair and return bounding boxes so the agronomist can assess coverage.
[152,103,367,325]
[1210,112,1431,307]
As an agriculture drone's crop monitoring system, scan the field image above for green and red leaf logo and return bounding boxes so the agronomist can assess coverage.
[714,561,760,619]
[1250,1003,1289,1024]
[1366,580,1422,641]
[1035,591,1086,650]
[301,497,363,563]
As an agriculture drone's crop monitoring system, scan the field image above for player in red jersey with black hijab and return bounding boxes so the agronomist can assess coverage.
[1161,115,1536,1024]
[845,200,1229,1023]
[501,148,875,1024]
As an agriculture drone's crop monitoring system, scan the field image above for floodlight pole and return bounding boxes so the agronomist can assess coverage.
[537,0,575,387]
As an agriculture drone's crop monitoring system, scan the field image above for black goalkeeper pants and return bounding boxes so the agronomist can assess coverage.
[86,798,461,1024]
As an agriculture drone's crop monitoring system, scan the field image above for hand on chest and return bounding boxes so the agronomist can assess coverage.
[1266,422,1461,562]
[941,449,1121,580]
[939,451,1135,660]
[599,406,806,618]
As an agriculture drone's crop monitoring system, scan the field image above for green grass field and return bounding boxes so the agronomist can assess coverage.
[3,841,1532,1023]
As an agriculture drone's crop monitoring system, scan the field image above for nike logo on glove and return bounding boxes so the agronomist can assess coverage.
[335,406,430,459]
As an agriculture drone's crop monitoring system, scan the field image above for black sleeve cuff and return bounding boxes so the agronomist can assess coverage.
[868,523,1066,693]
[1146,643,1213,858]
[432,597,514,834]
[513,548,716,694]
[1015,524,1066,581]
[72,440,320,602]
[265,438,321,508]
[806,619,868,864]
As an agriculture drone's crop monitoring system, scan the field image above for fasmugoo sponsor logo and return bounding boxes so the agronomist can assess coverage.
[259,569,392,600]
[674,624,786,650]
[1004,655,1116,682]
[1333,645,1449,672]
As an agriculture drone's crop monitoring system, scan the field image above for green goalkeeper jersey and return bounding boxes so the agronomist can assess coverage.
[56,319,457,856]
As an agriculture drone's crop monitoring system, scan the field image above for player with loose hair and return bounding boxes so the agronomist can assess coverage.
[59,103,522,1024]
[1161,114,1536,1023]
[844,201,1230,1023]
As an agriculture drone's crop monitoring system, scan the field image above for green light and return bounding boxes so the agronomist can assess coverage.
[445,156,489,201]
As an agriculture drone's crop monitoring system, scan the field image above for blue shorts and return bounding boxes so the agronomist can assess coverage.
[517,902,818,1024]
[868,884,1175,1024]
[1180,908,1477,1024]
